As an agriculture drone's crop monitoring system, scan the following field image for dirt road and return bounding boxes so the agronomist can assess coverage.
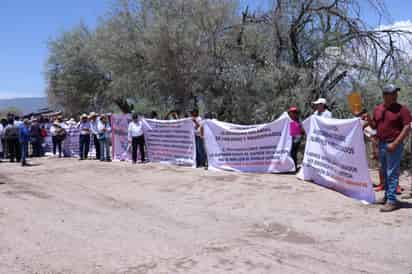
[0,158,411,273]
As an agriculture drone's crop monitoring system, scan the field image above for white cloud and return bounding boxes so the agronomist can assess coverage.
[378,20,412,31]
[0,91,44,100]
[377,20,412,56]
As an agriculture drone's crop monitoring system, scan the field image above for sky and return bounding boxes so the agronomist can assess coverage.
[0,0,411,100]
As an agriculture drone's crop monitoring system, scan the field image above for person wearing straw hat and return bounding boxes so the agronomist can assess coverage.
[50,116,67,157]
[364,84,411,212]
[312,98,332,118]
[89,112,101,160]
[78,114,91,160]
[97,114,112,162]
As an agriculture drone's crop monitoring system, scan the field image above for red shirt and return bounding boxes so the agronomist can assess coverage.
[289,120,302,137]
[373,103,411,142]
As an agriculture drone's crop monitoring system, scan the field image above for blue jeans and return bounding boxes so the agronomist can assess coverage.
[378,141,403,203]
[21,141,29,164]
[99,138,111,161]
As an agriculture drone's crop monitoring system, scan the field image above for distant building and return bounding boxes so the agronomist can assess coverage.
[23,108,62,120]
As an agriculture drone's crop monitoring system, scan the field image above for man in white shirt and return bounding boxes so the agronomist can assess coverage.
[89,112,101,160]
[313,98,332,118]
[97,114,111,162]
[128,113,145,164]
[77,114,91,160]
[191,109,206,167]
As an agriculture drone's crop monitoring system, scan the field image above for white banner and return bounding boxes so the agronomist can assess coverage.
[63,127,80,157]
[298,115,375,203]
[203,113,295,173]
[111,114,133,161]
[142,119,196,166]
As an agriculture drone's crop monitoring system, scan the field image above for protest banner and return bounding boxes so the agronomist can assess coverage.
[63,127,80,157]
[43,130,53,155]
[203,113,295,173]
[111,114,132,161]
[298,115,375,203]
[143,118,196,166]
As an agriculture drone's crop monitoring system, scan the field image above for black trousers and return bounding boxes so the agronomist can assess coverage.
[52,136,63,156]
[291,136,302,170]
[79,134,90,159]
[7,139,20,162]
[93,134,101,160]
[195,136,207,167]
[31,137,42,157]
[132,135,145,163]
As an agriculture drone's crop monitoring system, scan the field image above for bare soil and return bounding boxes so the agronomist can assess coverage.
[0,157,411,274]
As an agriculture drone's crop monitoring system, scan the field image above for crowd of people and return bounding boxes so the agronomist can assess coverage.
[0,84,411,212]
[0,109,206,167]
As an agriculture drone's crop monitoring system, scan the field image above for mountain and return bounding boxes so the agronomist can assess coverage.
[0,97,48,114]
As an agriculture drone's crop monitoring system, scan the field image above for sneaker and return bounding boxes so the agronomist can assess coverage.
[396,185,402,195]
[380,202,400,212]
[374,184,385,192]
[375,197,387,205]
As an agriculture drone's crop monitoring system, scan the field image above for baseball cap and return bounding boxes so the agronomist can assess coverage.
[382,84,400,94]
[312,98,327,105]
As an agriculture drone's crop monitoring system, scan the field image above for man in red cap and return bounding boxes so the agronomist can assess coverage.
[365,84,411,212]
